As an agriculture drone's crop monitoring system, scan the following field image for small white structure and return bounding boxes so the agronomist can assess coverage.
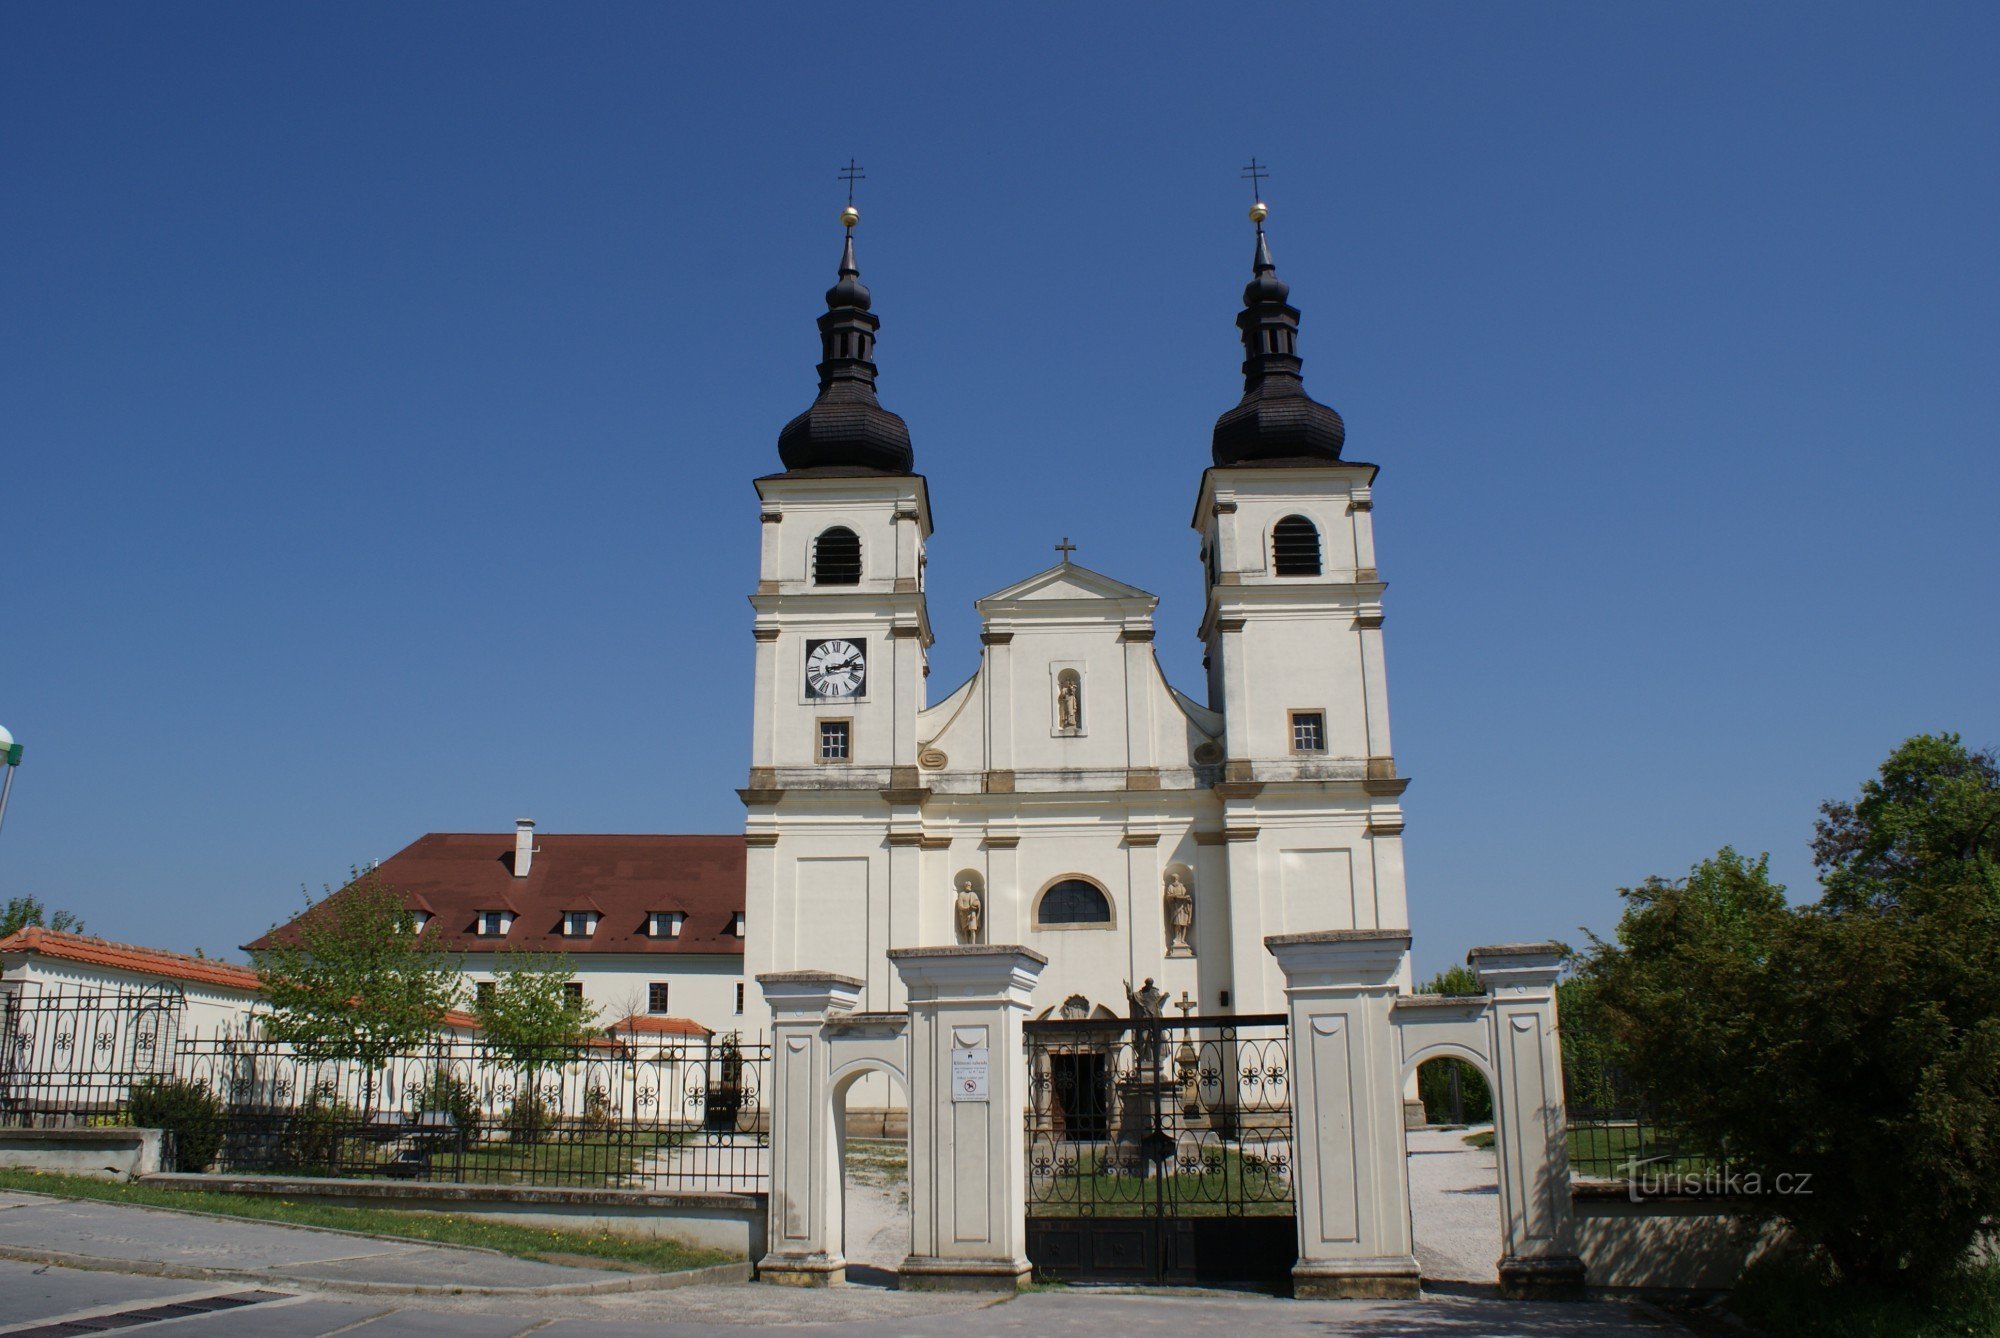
[0,926,263,1037]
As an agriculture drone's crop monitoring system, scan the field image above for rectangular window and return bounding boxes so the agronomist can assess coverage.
[1290,710,1327,753]
[731,911,746,938]
[734,982,745,1014]
[475,980,496,1003]
[563,911,594,937]
[649,911,684,939]
[817,719,851,763]
[648,982,670,1014]
[563,981,584,1005]
[476,911,509,937]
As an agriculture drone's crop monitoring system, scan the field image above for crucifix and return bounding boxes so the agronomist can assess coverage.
[1055,537,1076,563]
[1241,156,1270,202]
[1173,990,1197,1019]
[839,158,866,206]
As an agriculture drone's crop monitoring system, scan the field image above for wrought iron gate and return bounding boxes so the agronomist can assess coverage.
[1024,1011,1296,1286]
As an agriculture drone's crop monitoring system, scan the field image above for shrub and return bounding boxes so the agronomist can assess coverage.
[1417,1058,1492,1125]
[415,1068,481,1142]
[127,1077,224,1172]
[276,1091,355,1174]
[505,1086,551,1145]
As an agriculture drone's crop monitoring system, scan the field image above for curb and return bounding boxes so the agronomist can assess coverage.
[0,1242,753,1297]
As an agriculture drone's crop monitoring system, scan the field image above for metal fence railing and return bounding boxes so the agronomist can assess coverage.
[1563,1062,1725,1183]
[1,984,769,1193]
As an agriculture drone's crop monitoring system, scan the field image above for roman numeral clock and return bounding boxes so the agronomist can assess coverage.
[804,638,867,699]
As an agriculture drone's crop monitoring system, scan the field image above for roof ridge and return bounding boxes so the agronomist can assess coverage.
[0,924,248,971]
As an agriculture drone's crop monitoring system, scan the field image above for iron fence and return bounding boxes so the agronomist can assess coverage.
[1564,1060,1725,1182]
[0,984,769,1192]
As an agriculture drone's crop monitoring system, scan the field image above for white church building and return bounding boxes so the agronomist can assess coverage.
[740,204,1409,1037]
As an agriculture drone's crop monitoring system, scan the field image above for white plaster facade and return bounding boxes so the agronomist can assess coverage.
[742,456,1410,1038]
[454,951,746,1037]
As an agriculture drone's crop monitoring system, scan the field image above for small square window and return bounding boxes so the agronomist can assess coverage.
[648,982,670,1014]
[475,980,496,1003]
[1290,711,1327,753]
[818,719,851,762]
[563,981,584,1005]
[564,911,594,937]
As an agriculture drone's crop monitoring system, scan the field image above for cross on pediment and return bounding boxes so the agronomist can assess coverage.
[1055,537,1076,563]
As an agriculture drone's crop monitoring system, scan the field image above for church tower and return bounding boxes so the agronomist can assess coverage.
[1194,202,1410,1008]
[741,210,933,1019]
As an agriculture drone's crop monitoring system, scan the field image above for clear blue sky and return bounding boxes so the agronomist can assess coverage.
[4,4,1995,978]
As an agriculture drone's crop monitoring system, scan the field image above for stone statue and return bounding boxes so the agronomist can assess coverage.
[1124,977,1167,1019]
[1164,872,1194,956]
[954,879,983,944]
[1056,676,1080,731]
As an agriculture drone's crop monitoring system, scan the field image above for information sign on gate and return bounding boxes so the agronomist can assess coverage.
[950,1046,990,1101]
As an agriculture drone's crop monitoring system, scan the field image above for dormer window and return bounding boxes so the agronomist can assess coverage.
[563,911,598,938]
[731,911,746,938]
[813,527,862,585]
[410,911,430,932]
[476,911,512,938]
[648,911,685,939]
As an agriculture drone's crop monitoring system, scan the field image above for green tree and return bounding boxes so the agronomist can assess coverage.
[250,869,462,1084]
[1,894,84,936]
[1414,963,1493,1123]
[469,952,599,1059]
[1587,735,2000,1291]
[1417,963,1482,996]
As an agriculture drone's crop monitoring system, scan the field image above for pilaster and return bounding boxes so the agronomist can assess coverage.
[755,971,863,1287]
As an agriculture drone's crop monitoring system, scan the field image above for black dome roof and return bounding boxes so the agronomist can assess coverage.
[777,232,913,474]
[1211,225,1344,467]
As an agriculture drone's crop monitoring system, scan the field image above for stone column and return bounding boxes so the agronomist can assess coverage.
[755,970,862,1286]
[1265,929,1419,1299]
[888,945,1047,1291]
[1470,942,1586,1298]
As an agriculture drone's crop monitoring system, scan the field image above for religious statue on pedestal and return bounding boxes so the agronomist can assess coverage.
[1163,871,1194,957]
[1056,675,1081,731]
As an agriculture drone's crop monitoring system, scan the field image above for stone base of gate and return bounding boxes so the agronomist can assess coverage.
[757,1255,846,1287]
[898,1256,1032,1292]
[1498,1254,1588,1300]
[1292,1256,1422,1300]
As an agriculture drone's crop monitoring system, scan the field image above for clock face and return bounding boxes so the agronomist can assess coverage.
[804,638,867,699]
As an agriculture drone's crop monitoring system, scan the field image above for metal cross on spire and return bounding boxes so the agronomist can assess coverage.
[1241,156,1270,203]
[839,158,866,206]
[1055,537,1076,563]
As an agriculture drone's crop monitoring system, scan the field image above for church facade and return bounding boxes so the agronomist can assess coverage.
[741,206,1410,1036]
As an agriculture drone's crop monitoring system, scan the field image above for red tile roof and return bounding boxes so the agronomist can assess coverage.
[606,1013,713,1039]
[0,926,262,994]
[246,833,747,957]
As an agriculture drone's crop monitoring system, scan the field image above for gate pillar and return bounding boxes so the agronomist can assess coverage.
[755,970,862,1286]
[1469,943,1586,1298]
[888,945,1047,1291]
[1266,930,1421,1299]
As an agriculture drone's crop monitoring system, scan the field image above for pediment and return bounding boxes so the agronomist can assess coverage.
[975,562,1158,610]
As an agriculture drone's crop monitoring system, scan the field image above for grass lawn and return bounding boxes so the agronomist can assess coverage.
[1029,1145,1293,1218]
[1461,1125,1716,1177]
[0,1168,733,1274]
[1731,1253,2000,1338]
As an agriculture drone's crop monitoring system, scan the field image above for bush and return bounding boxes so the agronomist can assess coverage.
[277,1090,355,1174]
[1733,1251,2000,1338]
[127,1078,224,1172]
[415,1068,481,1142]
[1416,1058,1492,1125]
[505,1085,551,1145]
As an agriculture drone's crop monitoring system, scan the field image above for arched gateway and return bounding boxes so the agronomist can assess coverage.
[757,933,1584,1298]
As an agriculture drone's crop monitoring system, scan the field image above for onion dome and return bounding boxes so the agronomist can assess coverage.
[777,212,914,473]
[1211,204,1345,466]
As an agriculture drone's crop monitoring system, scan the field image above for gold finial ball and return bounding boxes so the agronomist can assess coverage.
[1249,201,1269,224]
[840,205,860,228]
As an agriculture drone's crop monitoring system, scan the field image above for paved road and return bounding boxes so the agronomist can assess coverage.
[0,1155,1693,1336]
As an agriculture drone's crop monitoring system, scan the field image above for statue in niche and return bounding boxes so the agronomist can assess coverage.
[954,879,983,944]
[1163,871,1195,957]
[1056,674,1081,731]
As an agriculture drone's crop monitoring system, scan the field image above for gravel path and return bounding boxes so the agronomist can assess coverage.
[1407,1125,1504,1284]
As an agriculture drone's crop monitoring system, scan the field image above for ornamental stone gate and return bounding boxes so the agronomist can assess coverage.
[757,933,1582,1298]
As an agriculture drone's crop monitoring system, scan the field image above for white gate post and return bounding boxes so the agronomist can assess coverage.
[1266,930,1420,1299]
[888,945,1047,1291]
[755,970,862,1286]
[1469,942,1586,1298]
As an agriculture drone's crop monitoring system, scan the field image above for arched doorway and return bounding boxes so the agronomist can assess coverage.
[830,1061,911,1287]
[1403,1047,1503,1288]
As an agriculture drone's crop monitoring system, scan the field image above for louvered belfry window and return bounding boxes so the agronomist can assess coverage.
[1272,514,1322,576]
[813,527,862,585]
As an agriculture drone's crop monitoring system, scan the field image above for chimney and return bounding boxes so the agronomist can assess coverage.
[513,818,537,878]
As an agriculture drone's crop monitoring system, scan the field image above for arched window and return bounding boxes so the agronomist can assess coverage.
[1272,514,1322,576]
[1036,878,1113,927]
[813,527,862,585]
